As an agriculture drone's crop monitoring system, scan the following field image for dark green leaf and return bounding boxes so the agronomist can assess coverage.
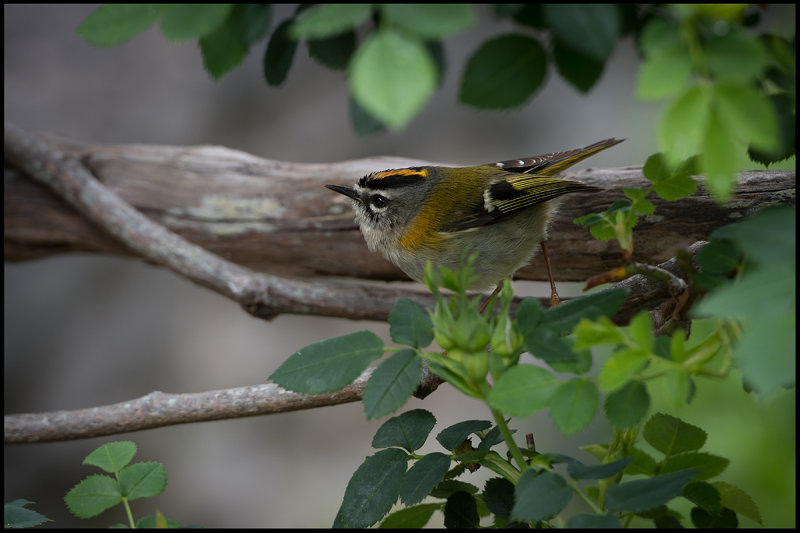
[3,500,52,528]
[625,446,658,476]
[606,470,698,512]
[712,481,762,525]
[389,298,434,348]
[511,470,572,522]
[683,481,722,514]
[263,19,299,86]
[549,378,598,435]
[567,512,623,528]
[516,297,543,334]
[363,349,422,420]
[477,424,504,450]
[436,419,491,451]
[237,4,272,43]
[691,506,738,529]
[748,93,796,165]
[567,457,632,480]
[483,477,515,520]
[118,462,167,500]
[643,413,706,456]
[713,206,795,266]
[488,365,558,417]
[77,4,161,47]
[430,479,480,499]
[307,30,356,70]
[400,453,452,506]
[200,8,249,79]
[543,4,621,62]
[553,39,605,93]
[661,452,729,481]
[460,34,547,109]
[444,491,480,529]
[350,29,437,129]
[426,40,447,86]
[64,474,122,519]
[269,330,383,394]
[379,503,440,528]
[523,328,578,363]
[373,409,436,452]
[160,4,232,41]
[290,4,372,40]
[539,288,628,334]
[83,441,137,473]
[381,4,475,39]
[333,448,408,528]
[350,95,386,136]
[604,380,650,429]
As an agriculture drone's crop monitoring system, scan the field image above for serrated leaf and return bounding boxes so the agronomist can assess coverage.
[200,8,249,79]
[363,349,422,420]
[553,39,605,93]
[511,471,572,522]
[644,413,706,456]
[381,4,475,39]
[604,380,650,428]
[118,462,167,500]
[543,4,620,62]
[77,4,161,47]
[605,470,698,512]
[436,419,492,451]
[263,19,298,86]
[160,4,232,41]
[483,477,515,520]
[373,409,436,452]
[290,3,372,40]
[625,446,658,476]
[712,481,762,525]
[350,29,437,129]
[683,481,722,514]
[662,451,729,481]
[269,330,383,394]
[3,500,52,528]
[539,288,628,334]
[659,86,711,167]
[83,441,137,473]
[379,503,440,528]
[430,479,480,499]
[64,474,122,519]
[549,378,598,435]
[487,365,558,417]
[597,348,648,391]
[400,453,451,506]
[444,491,480,528]
[567,457,632,480]
[460,34,547,109]
[389,298,433,348]
[333,448,408,528]
[713,83,778,153]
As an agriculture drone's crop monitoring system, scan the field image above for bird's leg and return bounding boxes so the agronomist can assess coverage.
[479,283,503,314]
[541,241,561,307]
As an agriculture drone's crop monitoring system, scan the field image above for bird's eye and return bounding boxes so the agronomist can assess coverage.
[370,195,388,209]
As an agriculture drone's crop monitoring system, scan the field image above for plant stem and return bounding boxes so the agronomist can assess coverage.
[490,408,528,472]
[121,497,135,528]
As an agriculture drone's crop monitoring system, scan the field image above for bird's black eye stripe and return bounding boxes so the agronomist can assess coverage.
[370,195,388,209]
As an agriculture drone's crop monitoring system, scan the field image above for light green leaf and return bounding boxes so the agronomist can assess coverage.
[350,29,437,129]
[699,109,738,201]
[661,452,729,481]
[597,348,648,391]
[549,378,598,435]
[705,29,769,83]
[604,380,650,429]
[381,4,475,39]
[160,4,232,41]
[118,462,167,500]
[83,441,137,473]
[488,365,558,417]
[659,86,711,166]
[290,3,372,40]
[637,42,691,100]
[712,481,762,525]
[64,475,122,519]
[713,83,779,153]
[77,4,161,47]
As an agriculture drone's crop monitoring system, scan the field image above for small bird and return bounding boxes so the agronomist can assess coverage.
[327,138,622,307]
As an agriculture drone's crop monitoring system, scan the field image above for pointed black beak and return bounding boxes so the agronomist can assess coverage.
[325,184,360,202]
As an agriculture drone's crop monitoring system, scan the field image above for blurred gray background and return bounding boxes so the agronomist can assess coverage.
[5,4,795,528]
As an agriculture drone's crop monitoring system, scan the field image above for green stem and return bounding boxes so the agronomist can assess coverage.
[121,497,135,528]
[567,480,605,515]
[491,408,528,472]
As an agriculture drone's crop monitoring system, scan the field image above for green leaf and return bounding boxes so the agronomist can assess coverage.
[483,477,515,520]
[651,368,692,409]
[572,316,625,350]
[363,349,422,420]
[64,474,122,519]
[605,470,698,512]
[549,378,598,435]
[237,4,272,43]
[552,39,605,93]
[567,513,623,528]
[83,441,137,473]
[350,29,437,129]
[431,479,480,499]
[637,42,691,100]
[77,4,161,47]
[333,448,408,528]
[118,462,167,500]
[643,413,706,456]
[511,470,573,522]
[436,419,492,451]
[628,310,655,350]
[662,452,729,481]
[683,481,722,514]
[523,328,578,363]
[160,4,232,41]
[488,365,558,417]
[269,330,383,394]
[638,17,681,58]
[714,206,795,266]
[400,453,452,506]
[350,94,386,136]
[381,4,475,39]
[379,503,440,528]
[705,29,769,83]
[444,491,480,528]
[516,297,543,332]
[659,86,711,166]
[263,19,298,86]
[460,34,547,109]
[539,288,628,334]
[290,4,372,40]
[3,500,52,528]
[307,30,356,70]
[625,446,658,476]
[389,298,434,348]
[373,409,436,452]
[604,380,650,429]
[713,83,778,153]
[200,8,249,79]
[700,109,738,201]
[134,513,182,529]
[643,153,698,201]
[543,4,621,62]
[597,348,648,391]
[691,506,738,528]
[712,481,762,525]
[748,92,796,165]
[567,457,632,480]
[735,305,796,393]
